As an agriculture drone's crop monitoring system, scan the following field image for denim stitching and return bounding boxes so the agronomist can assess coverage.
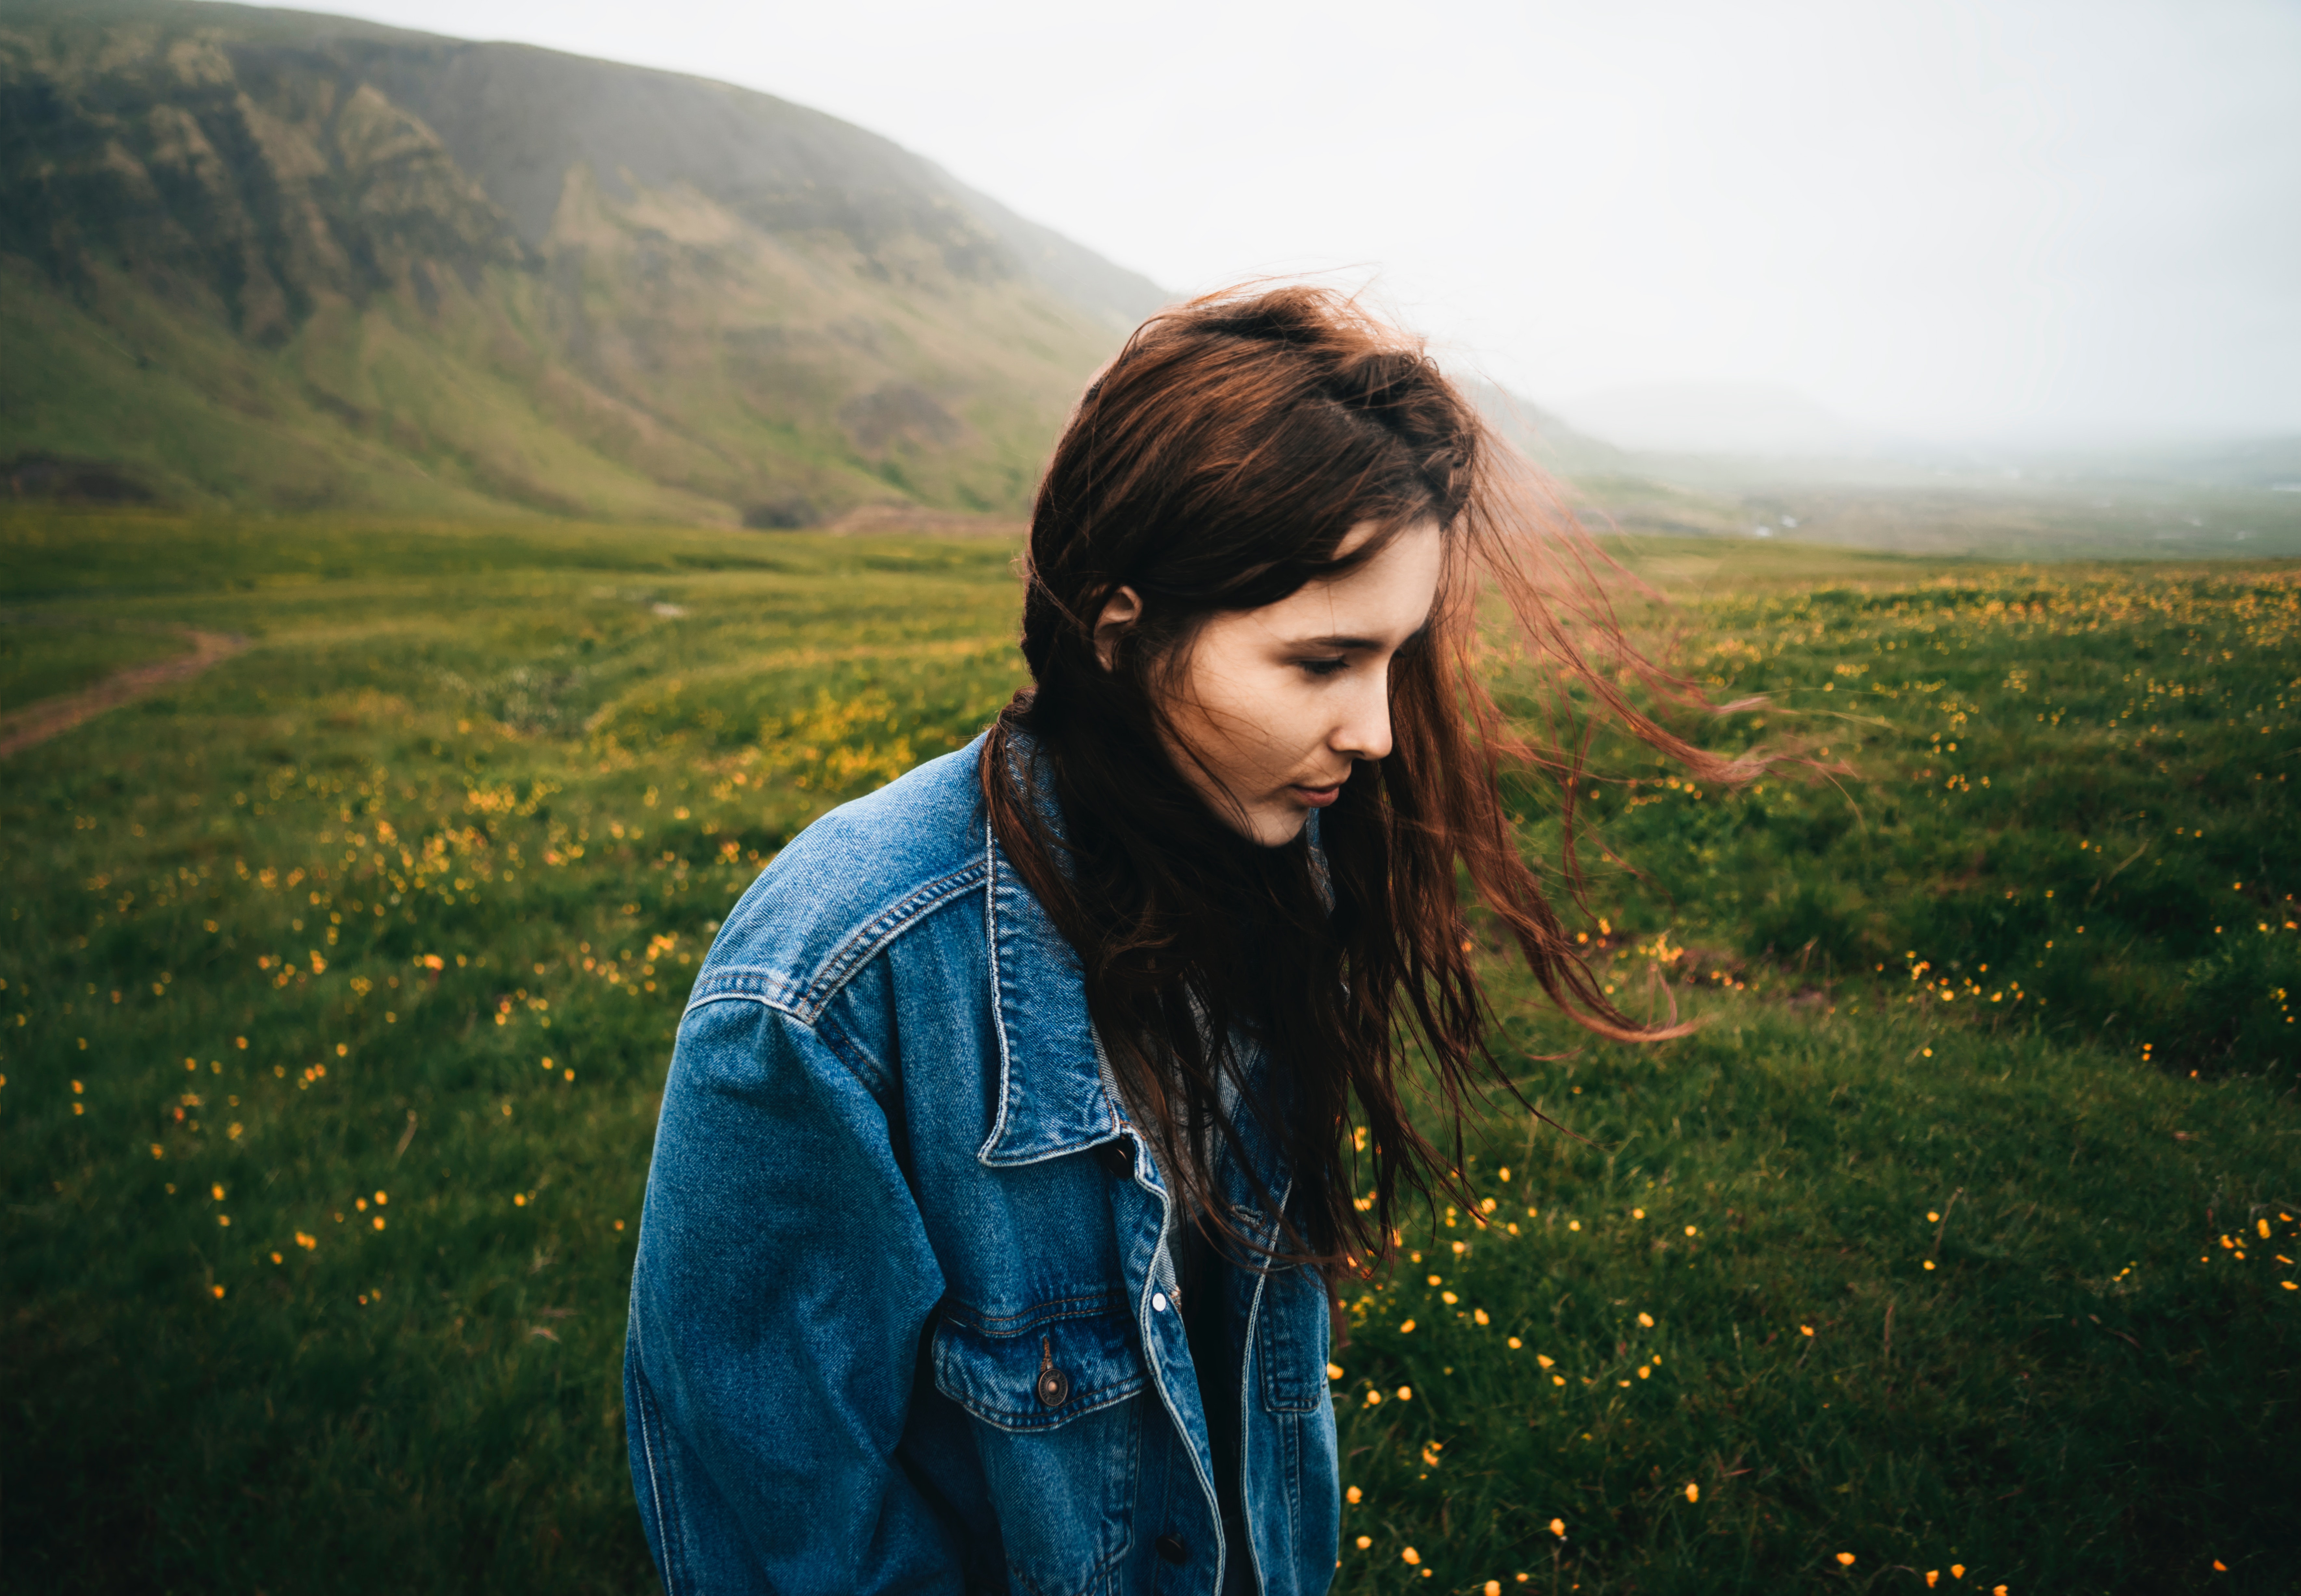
[939,1288,1132,1336]
[978,822,1018,1161]
[932,1352,1148,1435]
[937,1370,1149,1434]
[682,989,808,1025]
[681,969,807,1019]
[1235,1173,1293,1594]
[678,861,985,1026]
[627,1336,684,1596]
[803,861,988,1019]
[812,1000,894,1101]
[678,992,891,1105]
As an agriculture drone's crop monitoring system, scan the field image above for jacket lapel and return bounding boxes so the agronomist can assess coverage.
[971,736,1291,1217]
[977,817,1127,1167]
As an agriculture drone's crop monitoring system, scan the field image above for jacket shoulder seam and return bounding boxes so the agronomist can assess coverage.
[675,988,898,1106]
[681,986,810,1025]
[686,858,987,1025]
[803,857,987,1017]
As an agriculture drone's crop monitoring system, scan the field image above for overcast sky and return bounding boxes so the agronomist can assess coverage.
[309,0,2298,445]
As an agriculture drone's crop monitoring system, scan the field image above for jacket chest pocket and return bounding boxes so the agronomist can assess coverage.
[931,1291,1146,1431]
[1255,1263,1331,1413]
[933,1294,1146,1590]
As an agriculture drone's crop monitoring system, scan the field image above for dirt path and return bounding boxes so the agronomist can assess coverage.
[0,628,249,759]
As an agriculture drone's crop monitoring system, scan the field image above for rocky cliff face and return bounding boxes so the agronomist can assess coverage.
[0,0,1166,520]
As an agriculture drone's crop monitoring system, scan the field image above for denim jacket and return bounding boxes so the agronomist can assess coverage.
[625,736,1341,1594]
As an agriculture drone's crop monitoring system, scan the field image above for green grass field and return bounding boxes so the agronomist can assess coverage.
[0,617,195,713]
[2,508,2294,1594]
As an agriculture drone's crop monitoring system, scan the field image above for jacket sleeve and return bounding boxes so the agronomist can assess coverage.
[625,988,955,1594]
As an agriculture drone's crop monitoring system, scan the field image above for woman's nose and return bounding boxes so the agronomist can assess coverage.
[1330,675,1394,764]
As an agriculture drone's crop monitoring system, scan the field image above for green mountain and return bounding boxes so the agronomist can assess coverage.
[0,0,1166,522]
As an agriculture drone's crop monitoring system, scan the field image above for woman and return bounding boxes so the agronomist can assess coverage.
[624,286,1751,1594]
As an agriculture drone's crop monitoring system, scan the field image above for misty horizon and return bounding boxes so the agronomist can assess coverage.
[285,0,2301,449]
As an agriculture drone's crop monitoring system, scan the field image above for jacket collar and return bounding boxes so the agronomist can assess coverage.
[975,730,1133,1169]
[977,809,1133,1168]
[971,734,1292,1216]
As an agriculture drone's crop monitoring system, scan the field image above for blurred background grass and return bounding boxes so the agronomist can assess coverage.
[1,507,2294,1593]
[0,618,196,711]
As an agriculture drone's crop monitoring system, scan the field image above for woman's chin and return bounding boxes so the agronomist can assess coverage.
[1242,804,1314,848]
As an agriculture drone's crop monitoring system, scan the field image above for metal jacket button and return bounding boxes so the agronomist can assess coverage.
[1155,1533,1188,1564]
[1098,1140,1132,1176]
[1034,1336,1070,1407]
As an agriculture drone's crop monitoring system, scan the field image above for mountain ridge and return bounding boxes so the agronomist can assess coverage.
[0,0,1167,521]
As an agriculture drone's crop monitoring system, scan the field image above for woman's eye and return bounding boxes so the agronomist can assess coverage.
[1297,657,1349,678]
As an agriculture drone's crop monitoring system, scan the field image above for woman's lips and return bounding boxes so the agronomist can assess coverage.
[1291,782,1345,808]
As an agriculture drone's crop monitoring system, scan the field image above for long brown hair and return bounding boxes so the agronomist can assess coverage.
[982,284,1765,1270]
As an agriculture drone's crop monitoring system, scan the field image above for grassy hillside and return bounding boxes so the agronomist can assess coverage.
[0,0,1163,522]
[1,508,2294,1592]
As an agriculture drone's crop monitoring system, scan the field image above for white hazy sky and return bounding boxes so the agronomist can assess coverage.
[305,0,2299,444]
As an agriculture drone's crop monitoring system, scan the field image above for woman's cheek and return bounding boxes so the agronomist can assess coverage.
[1252,681,1317,770]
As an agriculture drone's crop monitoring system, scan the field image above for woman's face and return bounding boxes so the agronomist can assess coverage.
[1099,521,1446,847]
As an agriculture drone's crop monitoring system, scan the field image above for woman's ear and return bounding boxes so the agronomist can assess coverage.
[1093,586,1143,671]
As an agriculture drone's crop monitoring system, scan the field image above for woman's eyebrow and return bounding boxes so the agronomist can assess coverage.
[1288,621,1431,651]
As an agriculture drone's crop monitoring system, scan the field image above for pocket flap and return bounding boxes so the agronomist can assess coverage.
[932,1293,1146,1433]
[1256,1264,1330,1412]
